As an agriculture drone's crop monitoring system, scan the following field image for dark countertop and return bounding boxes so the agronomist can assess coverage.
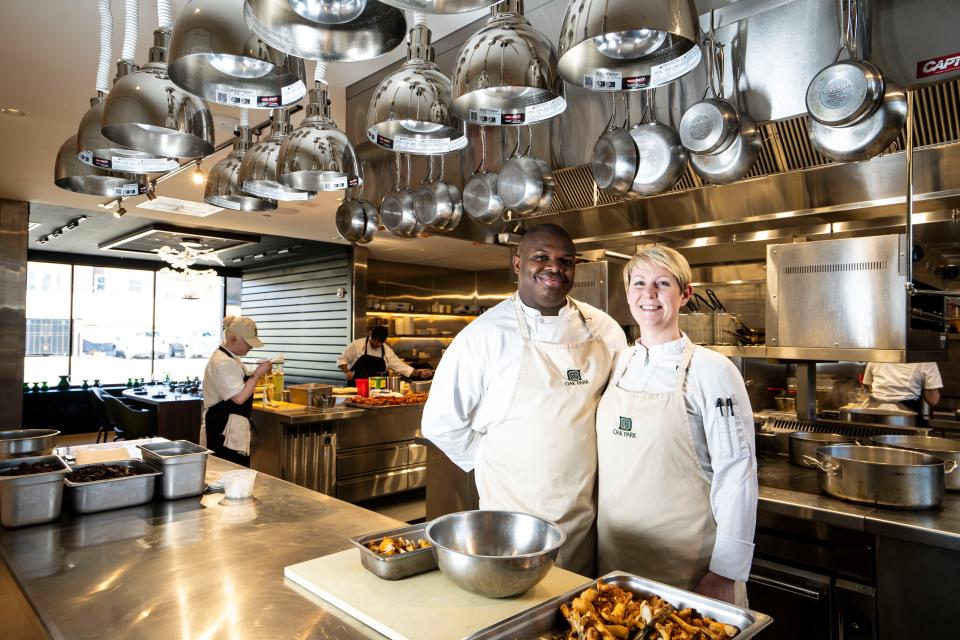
[758,453,960,550]
[0,449,398,639]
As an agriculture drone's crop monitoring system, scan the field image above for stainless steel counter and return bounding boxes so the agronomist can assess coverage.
[758,453,960,550]
[0,455,399,639]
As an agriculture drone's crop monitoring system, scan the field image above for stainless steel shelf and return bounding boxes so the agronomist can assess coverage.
[703,345,948,362]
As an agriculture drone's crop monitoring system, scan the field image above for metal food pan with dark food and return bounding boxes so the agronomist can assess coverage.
[465,571,772,640]
[64,459,161,514]
[0,455,71,528]
[349,522,437,580]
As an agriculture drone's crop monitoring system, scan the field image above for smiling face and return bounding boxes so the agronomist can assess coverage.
[626,261,692,346]
[513,228,577,316]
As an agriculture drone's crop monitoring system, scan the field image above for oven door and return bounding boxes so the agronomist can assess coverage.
[747,558,832,640]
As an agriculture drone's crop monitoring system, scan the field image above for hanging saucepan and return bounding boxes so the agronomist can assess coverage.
[498,126,549,215]
[358,198,379,244]
[381,154,418,237]
[679,28,740,157]
[592,93,639,196]
[806,0,906,161]
[630,90,688,196]
[684,36,761,184]
[335,190,366,243]
[463,126,505,224]
[533,155,555,213]
[415,154,462,232]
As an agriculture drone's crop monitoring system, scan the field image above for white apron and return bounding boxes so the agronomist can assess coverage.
[475,296,612,576]
[596,342,716,590]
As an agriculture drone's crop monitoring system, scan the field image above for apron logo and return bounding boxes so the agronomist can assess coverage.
[564,369,590,386]
[613,416,637,438]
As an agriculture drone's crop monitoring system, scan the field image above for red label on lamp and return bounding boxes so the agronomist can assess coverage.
[917,52,960,78]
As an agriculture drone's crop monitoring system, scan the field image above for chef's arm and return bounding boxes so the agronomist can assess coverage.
[923,387,941,407]
[230,360,271,404]
[420,337,484,472]
[702,374,758,584]
[337,344,356,380]
[383,345,416,378]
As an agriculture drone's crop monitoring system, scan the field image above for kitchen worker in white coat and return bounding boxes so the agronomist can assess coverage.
[201,316,272,467]
[422,224,627,576]
[595,246,757,606]
[861,362,942,414]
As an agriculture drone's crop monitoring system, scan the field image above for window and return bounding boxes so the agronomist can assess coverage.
[23,261,226,387]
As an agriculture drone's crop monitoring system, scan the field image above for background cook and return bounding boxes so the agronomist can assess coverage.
[422,224,627,576]
[337,325,433,382]
[861,361,942,414]
[200,316,272,466]
[595,246,757,606]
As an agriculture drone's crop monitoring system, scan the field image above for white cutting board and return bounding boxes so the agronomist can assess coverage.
[284,549,589,640]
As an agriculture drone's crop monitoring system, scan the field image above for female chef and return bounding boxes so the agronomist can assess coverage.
[201,316,272,466]
[595,246,758,606]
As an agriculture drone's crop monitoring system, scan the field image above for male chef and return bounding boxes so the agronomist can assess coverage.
[422,224,627,575]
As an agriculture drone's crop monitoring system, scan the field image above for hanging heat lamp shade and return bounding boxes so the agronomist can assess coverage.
[102,0,215,158]
[55,135,149,197]
[168,0,307,109]
[78,0,179,173]
[243,0,406,62]
[288,0,366,24]
[452,0,565,126]
[205,122,278,211]
[557,0,701,91]
[278,63,361,191]
[238,108,317,200]
[366,14,466,154]
[377,0,497,13]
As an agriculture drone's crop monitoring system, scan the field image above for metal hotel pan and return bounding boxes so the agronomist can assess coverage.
[870,435,960,491]
[803,445,957,510]
[349,522,437,580]
[0,429,60,458]
[465,571,772,639]
[64,459,162,514]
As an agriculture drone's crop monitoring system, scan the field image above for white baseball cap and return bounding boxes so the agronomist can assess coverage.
[229,316,263,348]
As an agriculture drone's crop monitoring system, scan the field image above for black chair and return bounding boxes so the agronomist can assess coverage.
[91,388,157,441]
[88,388,114,443]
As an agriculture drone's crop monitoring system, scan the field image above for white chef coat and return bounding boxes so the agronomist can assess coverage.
[337,338,414,377]
[421,296,628,472]
[200,346,251,452]
[615,333,758,582]
[863,362,943,403]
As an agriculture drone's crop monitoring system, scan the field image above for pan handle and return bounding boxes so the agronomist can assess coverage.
[693,292,715,311]
[944,459,959,474]
[801,455,842,476]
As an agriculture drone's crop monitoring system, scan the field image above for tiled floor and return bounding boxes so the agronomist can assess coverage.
[64,433,427,524]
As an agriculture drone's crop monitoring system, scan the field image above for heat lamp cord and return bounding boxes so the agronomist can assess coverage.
[239,108,249,129]
[96,0,112,94]
[120,0,138,62]
[314,62,328,86]
[157,0,172,30]
[413,11,426,27]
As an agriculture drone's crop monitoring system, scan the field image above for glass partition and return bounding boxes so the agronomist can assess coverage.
[24,263,72,387]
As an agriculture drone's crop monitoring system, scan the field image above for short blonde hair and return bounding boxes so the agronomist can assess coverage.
[622,245,692,291]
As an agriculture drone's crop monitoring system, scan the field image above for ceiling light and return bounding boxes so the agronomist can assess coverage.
[239,108,317,201]
[168,0,307,109]
[243,0,406,62]
[78,1,179,174]
[557,0,701,91]
[0,106,26,117]
[452,0,565,126]
[54,135,150,197]
[279,62,360,191]
[204,110,278,211]
[289,0,366,24]
[102,0,215,158]
[367,14,466,154]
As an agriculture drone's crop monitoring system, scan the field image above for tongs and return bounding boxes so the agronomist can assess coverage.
[704,288,726,312]
[692,292,715,312]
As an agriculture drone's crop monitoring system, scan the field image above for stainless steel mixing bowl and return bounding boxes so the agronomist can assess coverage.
[424,510,565,598]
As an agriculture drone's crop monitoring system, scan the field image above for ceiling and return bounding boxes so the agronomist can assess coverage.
[0,0,511,271]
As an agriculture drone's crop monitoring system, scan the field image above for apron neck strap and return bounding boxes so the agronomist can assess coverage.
[673,341,696,392]
[512,294,595,342]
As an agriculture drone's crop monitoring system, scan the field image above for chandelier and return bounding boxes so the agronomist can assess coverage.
[156,241,223,279]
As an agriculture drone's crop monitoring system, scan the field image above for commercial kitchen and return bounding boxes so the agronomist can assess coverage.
[1,0,959,638]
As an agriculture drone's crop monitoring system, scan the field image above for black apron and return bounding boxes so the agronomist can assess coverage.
[350,338,387,379]
[205,346,253,467]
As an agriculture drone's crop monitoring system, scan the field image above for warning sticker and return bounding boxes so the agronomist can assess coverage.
[243,181,313,200]
[111,156,178,172]
[281,81,307,105]
[650,46,701,85]
[468,108,502,125]
[583,70,623,91]
[215,87,257,107]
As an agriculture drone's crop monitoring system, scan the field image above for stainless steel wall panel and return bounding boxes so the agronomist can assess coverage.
[0,200,27,429]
